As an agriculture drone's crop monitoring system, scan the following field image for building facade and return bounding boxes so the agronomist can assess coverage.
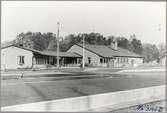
[67,44,101,66]
[1,43,144,70]
[1,46,33,70]
[1,45,82,70]
[68,43,144,68]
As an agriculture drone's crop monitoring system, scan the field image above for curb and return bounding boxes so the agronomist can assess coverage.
[2,85,165,112]
[1,72,73,80]
[118,69,165,73]
[1,72,110,80]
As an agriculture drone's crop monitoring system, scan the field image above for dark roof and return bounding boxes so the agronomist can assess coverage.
[1,44,81,58]
[76,43,114,58]
[40,51,82,57]
[114,47,144,58]
[1,43,42,53]
[75,43,144,58]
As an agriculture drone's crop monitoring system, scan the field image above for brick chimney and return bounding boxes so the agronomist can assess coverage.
[110,42,115,49]
[110,39,118,50]
[114,40,118,50]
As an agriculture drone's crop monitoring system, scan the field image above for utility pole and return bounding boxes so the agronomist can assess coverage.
[57,22,60,69]
[82,34,85,69]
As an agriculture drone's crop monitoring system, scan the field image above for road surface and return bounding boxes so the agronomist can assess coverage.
[1,71,165,107]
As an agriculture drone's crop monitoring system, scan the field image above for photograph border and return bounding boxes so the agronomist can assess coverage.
[0,0,166,113]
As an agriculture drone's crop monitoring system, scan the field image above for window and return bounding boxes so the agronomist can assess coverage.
[126,58,129,63]
[100,58,103,63]
[117,57,119,63]
[18,56,25,65]
[120,57,122,63]
[88,57,91,64]
[122,57,124,63]
[123,57,126,63]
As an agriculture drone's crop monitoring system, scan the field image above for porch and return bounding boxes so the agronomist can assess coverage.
[32,52,82,68]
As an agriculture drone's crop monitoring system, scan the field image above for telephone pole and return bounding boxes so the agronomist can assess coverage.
[57,22,60,69]
[82,34,85,69]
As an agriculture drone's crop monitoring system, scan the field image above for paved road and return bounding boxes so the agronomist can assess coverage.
[1,71,165,107]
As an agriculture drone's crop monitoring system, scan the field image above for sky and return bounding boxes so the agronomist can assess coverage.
[1,1,166,45]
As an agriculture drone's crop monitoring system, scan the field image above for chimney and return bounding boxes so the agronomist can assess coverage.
[114,40,118,50]
[110,39,118,50]
[110,42,115,49]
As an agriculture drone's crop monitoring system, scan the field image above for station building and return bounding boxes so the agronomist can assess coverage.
[1,41,144,70]
[68,42,144,68]
[1,44,82,70]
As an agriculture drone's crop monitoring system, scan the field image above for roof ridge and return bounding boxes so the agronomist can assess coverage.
[74,43,144,58]
[75,43,110,58]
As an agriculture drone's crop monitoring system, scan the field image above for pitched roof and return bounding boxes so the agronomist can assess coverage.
[75,43,144,58]
[1,43,42,53]
[114,47,144,58]
[1,44,81,58]
[76,43,114,58]
[40,51,82,57]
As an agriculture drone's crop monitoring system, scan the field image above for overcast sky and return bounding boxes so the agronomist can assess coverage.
[1,1,166,45]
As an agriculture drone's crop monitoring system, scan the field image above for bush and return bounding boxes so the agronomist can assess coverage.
[79,63,93,67]
[46,64,53,68]
[85,63,93,67]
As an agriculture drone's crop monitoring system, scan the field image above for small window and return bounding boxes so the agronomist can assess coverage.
[119,57,122,63]
[126,58,129,63]
[119,57,121,63]
[100,58,103,63]
[18,56,25,65]
[117,57,119,63]
[121,57,123,63]
[88,57,91,64]
[123,57,126,63]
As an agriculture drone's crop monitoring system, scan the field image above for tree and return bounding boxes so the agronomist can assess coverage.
[8,31,163,64]
[14,32,56,51]
[14,32,34,49]
[142,44,160,63]
[47,37,57,51]
[158,43,166,56]
[30,32,47,51]
[129,34,143,54]
[106,36,115,46]
[81,33,106,45]
[116,37,131,50]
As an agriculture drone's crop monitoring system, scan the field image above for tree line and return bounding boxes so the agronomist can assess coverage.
[3,31,166,63]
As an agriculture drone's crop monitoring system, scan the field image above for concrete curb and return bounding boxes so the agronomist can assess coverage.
[1,72,74,80]
[1,72,110,80]
[118,68,165,73]
[2,85,165,112]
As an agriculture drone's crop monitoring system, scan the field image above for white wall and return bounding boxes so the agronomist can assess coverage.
[160,57,166,66]
[68,45,144,68]
[114,57,144,67]
[2,85,165,112]
[68,45,101,66]
[1,46,33,69]
[128,57,144,67]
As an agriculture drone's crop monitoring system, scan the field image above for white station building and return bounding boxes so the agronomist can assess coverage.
[68,43,144,68]
[1,42,144,70]
[1,44,82,70]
